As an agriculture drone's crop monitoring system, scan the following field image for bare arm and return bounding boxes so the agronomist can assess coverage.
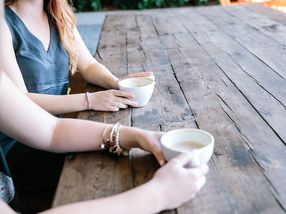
[1,20,138,114]
[0,20,93,114]
[40,154,209,214]
[75,27,119,89]
[0,76,209,210]
[1,153,208,214]
[0,72,165,163]
[75,27,153,89]
[0,72,100,151]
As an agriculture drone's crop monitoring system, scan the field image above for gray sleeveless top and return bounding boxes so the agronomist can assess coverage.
[5,6,69,94]
[0,7,70,201]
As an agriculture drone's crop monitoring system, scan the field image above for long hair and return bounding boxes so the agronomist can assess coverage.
[5,0,78,74]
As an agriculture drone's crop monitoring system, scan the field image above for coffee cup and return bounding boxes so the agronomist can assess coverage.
[160,128,214,167]
[118,77,155,107]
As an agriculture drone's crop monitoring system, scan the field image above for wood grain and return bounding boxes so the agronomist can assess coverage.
[54,5,286,214]
[245,3,286,26]
[53,15,132,207]
[196,7,286,143]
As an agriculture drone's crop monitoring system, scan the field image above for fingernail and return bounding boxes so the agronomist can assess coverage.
[159,160,165,166]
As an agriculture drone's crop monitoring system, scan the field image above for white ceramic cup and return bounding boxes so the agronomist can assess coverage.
[118,77,155,107]
[160,128,214,167]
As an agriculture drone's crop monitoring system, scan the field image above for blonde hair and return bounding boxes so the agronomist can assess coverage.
[5,0,78,74]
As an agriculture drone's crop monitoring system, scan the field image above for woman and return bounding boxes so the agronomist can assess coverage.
[0,4,209,209]
[0,0,152,206]
[3,0,149,114]
[0,70,209,213]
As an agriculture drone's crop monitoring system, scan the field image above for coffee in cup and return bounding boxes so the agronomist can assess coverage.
[160,128,214,167]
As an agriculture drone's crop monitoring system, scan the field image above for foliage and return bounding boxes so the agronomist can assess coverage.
[193,0,208,5]
[72,0,102,12]
[71,0,209,12]
[112,0,191,10]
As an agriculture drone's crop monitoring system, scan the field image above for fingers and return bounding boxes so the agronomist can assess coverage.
[114,90,135,99]
[113,90,139,106]
[109,106,119,112]
[189,164,209,179]
[169,151,199,166]
[113,96,138,107]
[190,176,206,198]
[152,147,166,166]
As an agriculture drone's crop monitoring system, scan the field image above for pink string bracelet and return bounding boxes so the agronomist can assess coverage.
[85,92,92,110]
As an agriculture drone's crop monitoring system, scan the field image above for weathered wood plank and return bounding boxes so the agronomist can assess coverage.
[126,13,197,214]
[53,15,132,207]
[96,15,128,76]
[126,14,194,128]
[195,7,286,143]
[167,38,285,213]
[245,3,286,26]
[54,6,286,214]
[222,5,286,45]
[163,8,286,213]
[53,152,131,206]
[198,6,286,80]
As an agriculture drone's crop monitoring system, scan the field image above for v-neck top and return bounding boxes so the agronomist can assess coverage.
[0,7,70,184]
[4,6,69,95]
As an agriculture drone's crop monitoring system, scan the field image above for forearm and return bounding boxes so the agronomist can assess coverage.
[28,92,88,115]
[40,180,163,214]
[49,121,139,153]
[48,118,109,153]
[80,62,118,89]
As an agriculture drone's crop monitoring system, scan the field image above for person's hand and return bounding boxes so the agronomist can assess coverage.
[120,127,165,165]
[135,129,165,165]
[90,90,138,111]
[152,153,209,210]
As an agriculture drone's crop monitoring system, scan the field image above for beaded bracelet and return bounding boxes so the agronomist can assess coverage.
[101,123,130,156]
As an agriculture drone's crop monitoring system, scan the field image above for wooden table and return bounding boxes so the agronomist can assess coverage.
[53,4,286,213]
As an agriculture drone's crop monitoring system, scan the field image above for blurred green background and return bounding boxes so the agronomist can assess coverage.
[71,0,215,12]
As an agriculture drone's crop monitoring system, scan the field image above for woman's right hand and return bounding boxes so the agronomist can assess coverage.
[151,152,209,210]
[90,90,138,111]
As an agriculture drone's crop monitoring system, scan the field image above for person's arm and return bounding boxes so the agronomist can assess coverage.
[45,154,208,214]
[0,75,209,212]
[76,26,153,89]
[0,72,121,152]
[0,20,88,114]
[0,19,136,114]
[74,27,119,89]
[0,153,208,214]
[0,72,165,164]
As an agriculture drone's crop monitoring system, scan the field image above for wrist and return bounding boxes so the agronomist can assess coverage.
[112,77,119,90]
[101,123,131,156]
[145,179,166,213]
[119,126,140,149]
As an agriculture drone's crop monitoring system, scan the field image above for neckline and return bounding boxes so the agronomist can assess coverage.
[6,6,54,54]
